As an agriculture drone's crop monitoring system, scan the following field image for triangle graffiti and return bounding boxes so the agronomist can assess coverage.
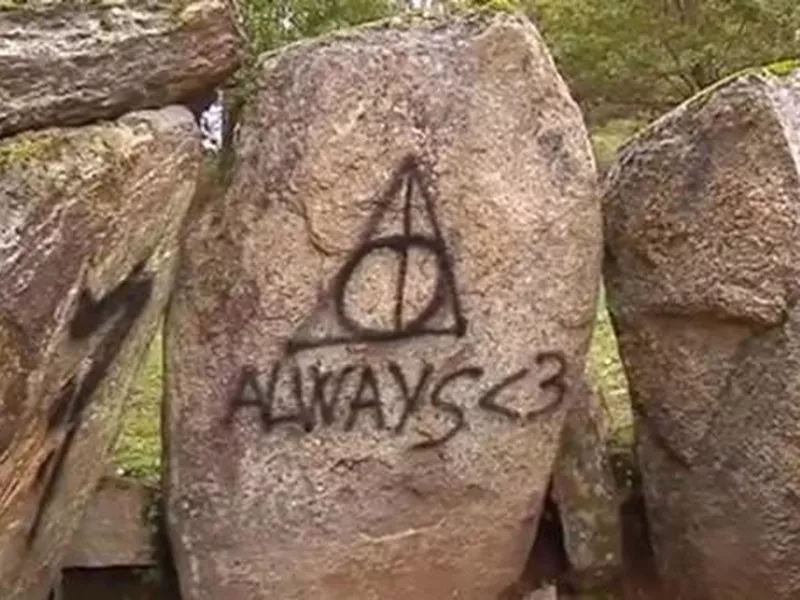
[286,155,467,354]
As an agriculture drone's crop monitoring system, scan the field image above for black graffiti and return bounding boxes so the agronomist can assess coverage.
[27,262,153,545]
[479,369,529,421]
[412,367,479,450]
[389,361,432,435]
[225,352,567,448]
[286,155,466,354]
[532,351,568,420]
[343,367,384,432]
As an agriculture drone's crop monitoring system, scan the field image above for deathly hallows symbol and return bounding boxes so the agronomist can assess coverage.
[286,156,466,354]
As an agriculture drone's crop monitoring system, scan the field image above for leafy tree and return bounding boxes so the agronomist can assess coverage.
[527,0,800,119]
[240,0,398,54]
[234,0,799,119]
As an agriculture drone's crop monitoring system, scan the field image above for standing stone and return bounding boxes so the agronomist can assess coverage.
[0,106,201,600]
[166,12,600,600]
[603,64,800,599]
[0,0,243,138]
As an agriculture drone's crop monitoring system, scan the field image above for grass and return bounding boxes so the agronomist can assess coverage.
[590,118,644,173]
[111,122,640,480]
[589,291,632,449]
[112,328,163,481]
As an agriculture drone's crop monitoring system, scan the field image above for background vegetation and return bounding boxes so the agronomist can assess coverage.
[111,0,798,479]
[235,0,799,121]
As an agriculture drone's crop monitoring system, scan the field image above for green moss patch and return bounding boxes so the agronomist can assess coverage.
[113,328,163,481]
[0,133,65,170]
[763,58,800,77]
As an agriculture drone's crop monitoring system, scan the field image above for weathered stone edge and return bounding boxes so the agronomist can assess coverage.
[605,58,800,176]
[0,0,246,139]
[252,8,533,69]
[64,477,160,569]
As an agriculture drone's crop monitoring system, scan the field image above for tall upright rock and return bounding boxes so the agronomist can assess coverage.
[604,64,800,599]
[0,107,202,600]
[165,12,601,599]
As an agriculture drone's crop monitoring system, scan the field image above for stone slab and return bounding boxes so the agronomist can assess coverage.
[0,105,201,600]
[0,0,243,138]
[65,476,158,568]
[551,382,622,591]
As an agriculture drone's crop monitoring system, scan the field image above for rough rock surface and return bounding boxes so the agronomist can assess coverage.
[166,12,600,600]
[603,66,800,599]
[0,106,201,600]
[0,0,243,138]
[551,382,622,591]
[525,586,557,600]
[65,476,158,568]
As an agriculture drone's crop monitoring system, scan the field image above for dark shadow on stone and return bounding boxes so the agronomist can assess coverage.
[62,566,175,600]
[501,451,664,599]
[57,489,182,600]
[151,494,183,600]
[498,481,571,599]
[619,482,665,600]
[183,87,221,126]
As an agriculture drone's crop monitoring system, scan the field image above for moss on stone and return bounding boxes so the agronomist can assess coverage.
[763,58,800,78]
[0,133,64,171]
[0,0,27,11]
[685,58,800,108]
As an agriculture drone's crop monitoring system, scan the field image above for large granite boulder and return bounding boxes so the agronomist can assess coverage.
[0,106,201,600]
[604,64,800,599]
[166,12,600,599]
[0,0,243,138]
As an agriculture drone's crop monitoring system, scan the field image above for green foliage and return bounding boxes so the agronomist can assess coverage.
[528,0,800,118]
[590,117,644,171]
[764,57,800,76]
[240,0,398,55]
[113,329,163,481]
[589,287,631,446]
[0,134,63,171]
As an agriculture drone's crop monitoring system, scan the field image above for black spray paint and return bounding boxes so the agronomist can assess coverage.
[28,262,153,545]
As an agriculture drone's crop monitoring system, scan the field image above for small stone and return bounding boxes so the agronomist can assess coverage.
[64,477,158,569]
